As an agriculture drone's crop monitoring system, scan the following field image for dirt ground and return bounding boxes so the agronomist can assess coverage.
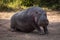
[0,11,60,40]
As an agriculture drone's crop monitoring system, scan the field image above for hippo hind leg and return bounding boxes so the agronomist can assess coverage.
[10,17,17,32]
[10,22,16,32]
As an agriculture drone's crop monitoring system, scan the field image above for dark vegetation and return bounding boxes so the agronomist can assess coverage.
[0,0,60,12]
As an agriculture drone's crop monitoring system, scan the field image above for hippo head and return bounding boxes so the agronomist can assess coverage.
[36,10,49,26]
[27,7,49,26]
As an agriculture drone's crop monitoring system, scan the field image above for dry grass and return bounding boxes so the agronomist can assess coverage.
[0,12,15,19]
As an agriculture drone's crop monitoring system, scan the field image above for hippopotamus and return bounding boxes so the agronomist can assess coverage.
[10,7,49,35]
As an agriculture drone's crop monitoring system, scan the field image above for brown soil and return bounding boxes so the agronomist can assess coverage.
[0,11,60,40]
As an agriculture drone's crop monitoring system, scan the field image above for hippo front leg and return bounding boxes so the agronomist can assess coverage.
[33,22,44,35]
[43,26,48,34]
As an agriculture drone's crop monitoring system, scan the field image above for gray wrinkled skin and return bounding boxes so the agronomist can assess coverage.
[10,7,49,35]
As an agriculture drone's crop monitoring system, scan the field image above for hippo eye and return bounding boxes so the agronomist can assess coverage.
[36,12,38,14]
[35,12,38,14]
[35,12,41,15]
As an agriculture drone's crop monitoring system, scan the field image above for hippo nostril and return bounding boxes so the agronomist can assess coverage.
[44,20,48,23]
[42,19,48,21]
[43,20,49,25]
[40,20,49,24]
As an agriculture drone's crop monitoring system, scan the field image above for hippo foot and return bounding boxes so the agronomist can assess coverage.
[10,28,17,32]
[38,31,44,35]
[39,31,49,35]
[44,31,49,35]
